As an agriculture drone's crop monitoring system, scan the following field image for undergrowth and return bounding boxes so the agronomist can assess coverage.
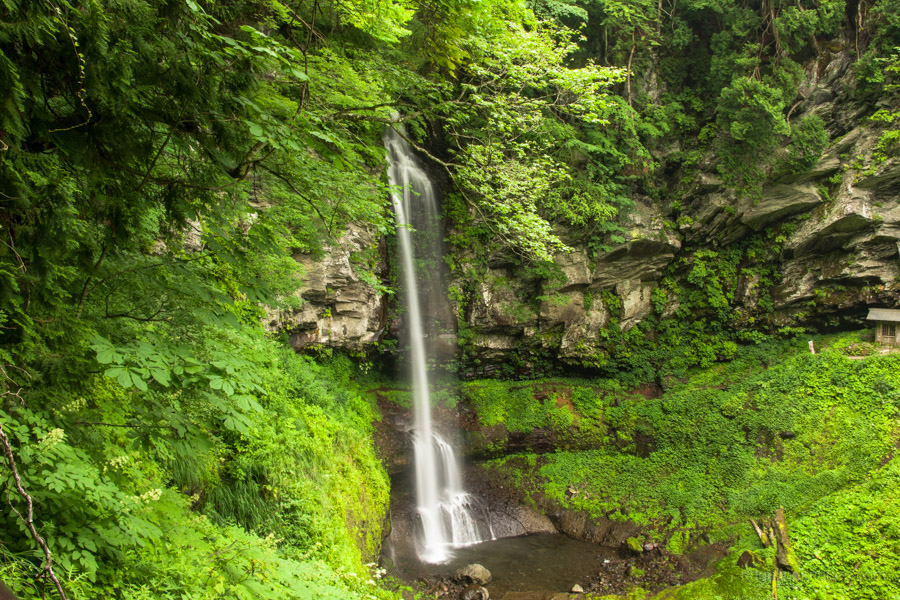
[471,334,900,599]
[1,347,398,600]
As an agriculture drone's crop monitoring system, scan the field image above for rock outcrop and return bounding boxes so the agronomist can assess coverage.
[444,41,899,370]
[450,195,680,372]
[267,223,388,351]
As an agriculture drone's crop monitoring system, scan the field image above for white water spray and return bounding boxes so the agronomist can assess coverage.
[384,127,483,563]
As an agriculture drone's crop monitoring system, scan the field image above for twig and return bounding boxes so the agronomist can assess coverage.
[626,32,636,107]
[785,92,808,123]
[328,101,407,120]
[136,128,175,194]
[387,125,458,170]
[47,1,91,133]
[71,421,141,428]
[258,165,334,238]
[80,252,211,309]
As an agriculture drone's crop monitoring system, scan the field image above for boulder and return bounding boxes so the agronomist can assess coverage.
[467,268,535,330]
[553,250,592,290]
[539,290,585,327]
[455,563,493,585]
[616,279,655,332]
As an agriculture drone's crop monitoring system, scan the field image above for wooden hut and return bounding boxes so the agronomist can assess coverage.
[866,308,900,345]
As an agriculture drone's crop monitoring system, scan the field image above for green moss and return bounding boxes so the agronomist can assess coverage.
[627,536,646,553]
[653,559,768,599]
[479,334,900,592]
[665,530,689,554]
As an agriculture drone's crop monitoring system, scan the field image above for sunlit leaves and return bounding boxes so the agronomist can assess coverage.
[440,19,625,260]
[337,0,416,43]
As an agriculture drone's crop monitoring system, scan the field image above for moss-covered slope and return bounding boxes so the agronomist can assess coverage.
[462,334,900,598]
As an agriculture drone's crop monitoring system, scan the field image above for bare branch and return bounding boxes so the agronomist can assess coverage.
[0,418,69,600]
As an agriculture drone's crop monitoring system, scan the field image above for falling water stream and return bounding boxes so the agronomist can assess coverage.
[384,127,484,563]
[381,128,729,597]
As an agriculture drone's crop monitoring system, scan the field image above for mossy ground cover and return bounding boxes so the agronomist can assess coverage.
[468,334,900,599]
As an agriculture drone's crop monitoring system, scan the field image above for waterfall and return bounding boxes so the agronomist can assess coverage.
[384,127,483,563]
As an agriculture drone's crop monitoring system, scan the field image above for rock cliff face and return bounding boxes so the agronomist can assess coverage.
[449,194,682,372]
[267,223,389,351]
[675,46,900,326]
[282,44,899,371]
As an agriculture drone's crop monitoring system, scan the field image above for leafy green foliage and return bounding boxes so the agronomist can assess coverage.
[465,380,579,433]
[715,77,791,197]
[0,0,422,596]
[783,115,831,174]
[869,49,900,161]
[439,19,628,260]
[2,340,394,599]
[3,0,900,597]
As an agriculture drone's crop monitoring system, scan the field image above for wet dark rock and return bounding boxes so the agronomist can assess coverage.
[460,584,490,600]
[420,574,471,600]
[737,550,762,569]
[548,507,642,549]
[582,541,730,596]
[371,393,413,474]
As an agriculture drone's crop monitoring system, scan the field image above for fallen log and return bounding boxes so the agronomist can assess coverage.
[774,507,800,574]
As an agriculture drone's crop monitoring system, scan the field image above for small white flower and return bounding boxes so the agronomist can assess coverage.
[137,488,163,503]
[38,428,65,451]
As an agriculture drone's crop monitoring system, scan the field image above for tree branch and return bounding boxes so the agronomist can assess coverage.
[328,101,409,120]
[387,125,458,170]
[258,165,335,238]
[0,421,69,600]
[136,128,175,194]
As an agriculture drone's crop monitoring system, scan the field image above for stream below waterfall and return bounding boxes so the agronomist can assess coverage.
[381,467,728,599]
[387,531,728,599]
[393,533,622,595]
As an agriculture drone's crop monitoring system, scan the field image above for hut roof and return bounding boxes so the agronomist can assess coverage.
[866,308,900,322]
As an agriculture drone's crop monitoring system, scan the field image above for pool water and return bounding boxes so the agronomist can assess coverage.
[394,533,624,596]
